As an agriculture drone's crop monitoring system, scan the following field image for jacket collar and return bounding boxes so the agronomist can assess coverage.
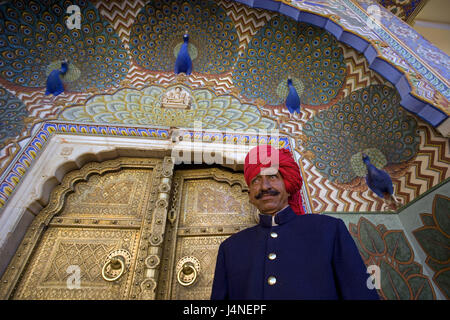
[258,205,297,227]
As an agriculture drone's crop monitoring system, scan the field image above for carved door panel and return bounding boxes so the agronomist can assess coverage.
[157,168,258,300]
[0,157,174,300]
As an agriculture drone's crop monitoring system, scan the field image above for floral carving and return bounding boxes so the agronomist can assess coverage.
[413,194,450,299]
[349,217,436,300]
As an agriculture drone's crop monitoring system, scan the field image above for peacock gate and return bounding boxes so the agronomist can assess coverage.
[0,0,448,300]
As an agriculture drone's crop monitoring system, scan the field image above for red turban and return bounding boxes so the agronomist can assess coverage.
[244,145,305,215]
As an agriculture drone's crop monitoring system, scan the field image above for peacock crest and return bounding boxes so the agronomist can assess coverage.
[129,0,239,74]
[232,15,346,106]
[0,0,129,91]
[303,85,420,184]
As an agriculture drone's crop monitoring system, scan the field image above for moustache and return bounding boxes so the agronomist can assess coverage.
[255,189,280,199]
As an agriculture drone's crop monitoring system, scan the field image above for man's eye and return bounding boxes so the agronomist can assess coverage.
[252,178,261,184]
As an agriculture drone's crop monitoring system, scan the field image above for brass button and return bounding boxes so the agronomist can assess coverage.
[270,232,278,238]
[267,276,277,285]
[268,253,277,260]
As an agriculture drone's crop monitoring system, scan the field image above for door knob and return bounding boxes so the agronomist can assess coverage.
[101,249,131,282]
[176,256,200,287]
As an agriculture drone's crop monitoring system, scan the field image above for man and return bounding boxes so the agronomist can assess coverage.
[210,145,379,300]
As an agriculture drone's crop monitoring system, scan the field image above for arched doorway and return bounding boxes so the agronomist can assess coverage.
[0,157,257,299]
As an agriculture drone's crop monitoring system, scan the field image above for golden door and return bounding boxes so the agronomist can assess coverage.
[0,157,175,299]
[0,159,257,299]
[157,168,258,300]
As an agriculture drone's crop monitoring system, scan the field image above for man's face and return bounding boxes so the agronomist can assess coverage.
[248,170,290,215]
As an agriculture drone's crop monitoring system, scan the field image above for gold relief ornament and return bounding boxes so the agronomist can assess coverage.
[139,278,157,300]
[0,157,162,300]
[102,249,132,282]
[229,86,242,97]
[161,87,191,109]
[157,168,257,300]
[176,256,201,287]
[255,97,267,107]
[175,73,188,83]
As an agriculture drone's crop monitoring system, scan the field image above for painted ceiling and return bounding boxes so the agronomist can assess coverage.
[0,0,448,214]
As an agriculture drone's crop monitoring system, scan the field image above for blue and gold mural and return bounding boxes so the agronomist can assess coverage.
[303,85,420,185]
[60,85,277,130]
[0,0,129,92]
[0,0,448,216]
[0,87,30,147]
[232,16,346,106]
[130,0,239,74]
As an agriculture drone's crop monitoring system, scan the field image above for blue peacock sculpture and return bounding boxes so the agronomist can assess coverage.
[174,33,192,75]
[45,60,68,96]
[285,78,301,114]
[362,153,400,210]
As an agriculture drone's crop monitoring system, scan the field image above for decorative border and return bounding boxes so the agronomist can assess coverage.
[354,0,448,82]
[0,121,292,212]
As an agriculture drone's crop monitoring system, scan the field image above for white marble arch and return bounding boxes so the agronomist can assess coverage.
[0,131,289,277]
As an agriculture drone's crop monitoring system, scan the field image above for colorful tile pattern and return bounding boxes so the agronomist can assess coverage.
[349,217,436,299]
[413,194,450,299]
[129,0,240,74]
[0,86,29,147]
[376,0,428,23]
[303,84,420,185]
[59,85,277,131]
[350,0,450,98]
[265,0,449,124]
[0,0,130,92]
[232,15,347,106]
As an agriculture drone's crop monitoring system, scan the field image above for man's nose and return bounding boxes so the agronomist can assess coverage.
[260,176,272,190]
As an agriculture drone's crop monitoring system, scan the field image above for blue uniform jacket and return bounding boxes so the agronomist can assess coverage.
[211,206,379,300]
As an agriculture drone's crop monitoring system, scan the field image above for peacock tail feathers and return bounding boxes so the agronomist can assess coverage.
[0,86,29,146]
[303,85,420,184]
[232,15,346,106]
[0,0,129,91]
[130,0,239,74]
